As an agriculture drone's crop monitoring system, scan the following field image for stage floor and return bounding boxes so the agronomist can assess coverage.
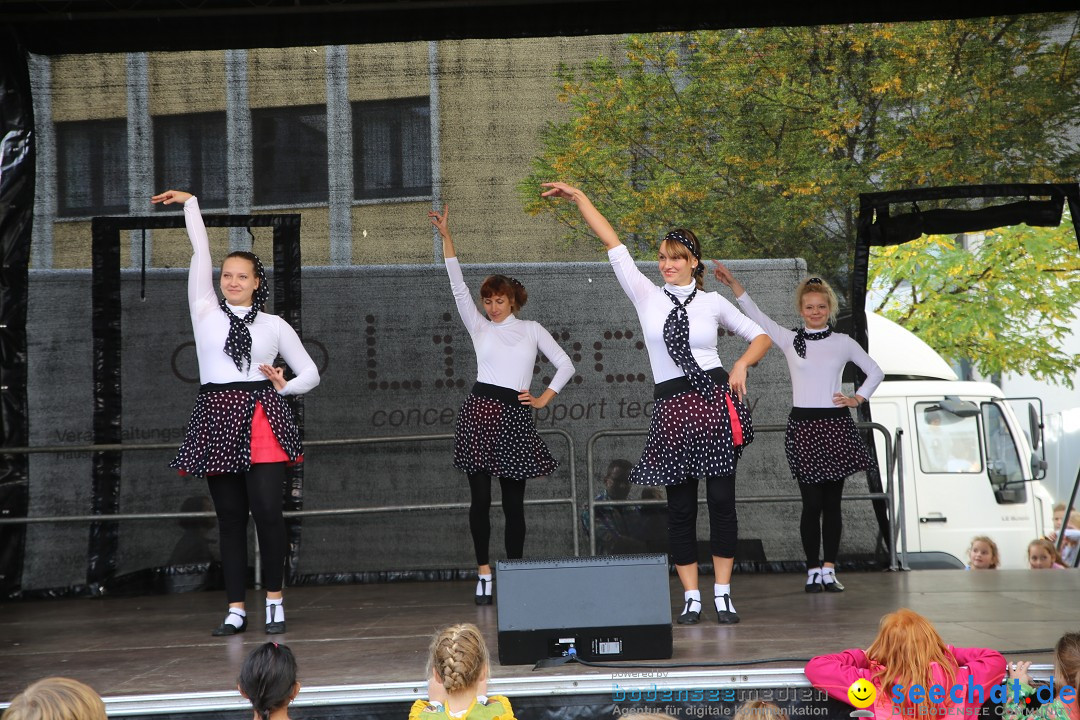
[2,570,1077,708]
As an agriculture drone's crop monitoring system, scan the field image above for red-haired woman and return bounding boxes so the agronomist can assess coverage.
[430,207,574,605]
[805,608,1004,720]
[541,183,770,625]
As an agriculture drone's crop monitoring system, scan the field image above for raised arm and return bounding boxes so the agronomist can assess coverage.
[540,182,621,250]
[152,190,215,317]
[431,206,486,335]
[429,204,455,259]
[713,260,788,343]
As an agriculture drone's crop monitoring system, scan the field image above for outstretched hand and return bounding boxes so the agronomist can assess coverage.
[711,260,745,295]
[540,182,581,202]
[428,205,450,240]
[151,190,192,205]
[540,182,621,249]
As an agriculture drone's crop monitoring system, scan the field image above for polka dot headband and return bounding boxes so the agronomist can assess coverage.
[663,230,704,278]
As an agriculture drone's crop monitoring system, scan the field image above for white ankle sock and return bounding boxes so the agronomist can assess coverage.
[714,584,735,613]
[225,607,246,628]
[476,574,493,596]
[822,567,836,582]
[265,598,283,624]
[807,567,822,582]
[683,589,701,606]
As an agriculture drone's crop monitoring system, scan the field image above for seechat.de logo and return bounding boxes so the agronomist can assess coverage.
[848,679,877,717]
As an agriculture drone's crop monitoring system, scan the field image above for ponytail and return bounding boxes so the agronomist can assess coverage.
[238,642,298,720]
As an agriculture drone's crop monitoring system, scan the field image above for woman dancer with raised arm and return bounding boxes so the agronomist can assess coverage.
[713,265,883,593]
[541,183,770,624]
[430,206,574,605]
[153,190,319,636]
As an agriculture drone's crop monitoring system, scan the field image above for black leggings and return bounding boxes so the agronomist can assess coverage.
[468,473,527,566]
[207,463,286,603]
[799,478,845,568]
[665,475,737,566]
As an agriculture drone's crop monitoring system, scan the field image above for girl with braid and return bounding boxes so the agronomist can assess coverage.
[238,642,299,720]
[429,206,574,605]
[411,623,515,720]
[712,266,882,593]
[153,190,319,636]
[542,183,770,625]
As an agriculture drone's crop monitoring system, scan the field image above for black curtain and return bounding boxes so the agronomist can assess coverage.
[0,36,34,599]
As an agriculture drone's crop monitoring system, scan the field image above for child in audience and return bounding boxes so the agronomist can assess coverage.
[2,678,106,720]
[968,535,1000,569]
[1047,503,1079,568]
[1004,631,1080,720]
[411,623,515,720]
[805,608,1005,720]
[1028,538,1067,569]
[238,642,299,720]
[733,700,788,720]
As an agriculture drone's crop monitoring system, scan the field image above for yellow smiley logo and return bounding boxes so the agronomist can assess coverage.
[848,679,877,708]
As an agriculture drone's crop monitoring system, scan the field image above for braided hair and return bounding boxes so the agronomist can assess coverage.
[238,642,297,720]
[427,623,489,694]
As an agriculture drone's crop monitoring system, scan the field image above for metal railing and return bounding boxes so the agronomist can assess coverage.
[0,429,580,577]
[584,422,906,571]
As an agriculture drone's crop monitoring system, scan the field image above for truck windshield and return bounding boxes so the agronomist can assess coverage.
[916,403,982,474]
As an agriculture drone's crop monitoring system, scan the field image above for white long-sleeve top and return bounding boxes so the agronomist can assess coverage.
[736,291,883,408]
[445,257,574,394]
[184,196,320,395]
[607,244,766,383]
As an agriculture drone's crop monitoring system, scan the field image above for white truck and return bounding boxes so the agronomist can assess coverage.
[865,312,1054,569]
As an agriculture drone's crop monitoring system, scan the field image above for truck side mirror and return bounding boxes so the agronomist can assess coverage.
[934,397,980,419]
[1027,403,1041,450]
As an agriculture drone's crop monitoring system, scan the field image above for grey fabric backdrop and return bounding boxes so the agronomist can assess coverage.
[23,257,882,591]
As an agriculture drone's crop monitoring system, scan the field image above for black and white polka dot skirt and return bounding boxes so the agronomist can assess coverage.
[630,368,754,487]
[170,381,303,477]
[453,382,558,480]
[784,406,873,485]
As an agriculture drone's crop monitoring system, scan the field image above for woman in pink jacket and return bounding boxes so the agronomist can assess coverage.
[805,608,1005,720]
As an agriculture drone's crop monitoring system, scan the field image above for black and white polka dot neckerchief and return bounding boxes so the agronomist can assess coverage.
[662,288,717,402]
[220,257,269,372]
[793,326,832,359]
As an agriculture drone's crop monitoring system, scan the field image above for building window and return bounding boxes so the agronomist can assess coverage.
[154,112,227,210]
[353,98,431,200]
[252,105,328,206]
[56,119,128,217]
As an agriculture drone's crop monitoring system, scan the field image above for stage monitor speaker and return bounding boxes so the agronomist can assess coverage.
[495,554,672,665]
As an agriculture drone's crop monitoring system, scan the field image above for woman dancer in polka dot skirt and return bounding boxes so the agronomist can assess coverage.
[153,190,320,636]
[430,206,575,605]
[542,183,770,625]
[712,265,882,593]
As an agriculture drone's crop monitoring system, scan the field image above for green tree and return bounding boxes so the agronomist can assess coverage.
[520,15,1080,382]
[870,221,1080,388]
[521,16,1080,280]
